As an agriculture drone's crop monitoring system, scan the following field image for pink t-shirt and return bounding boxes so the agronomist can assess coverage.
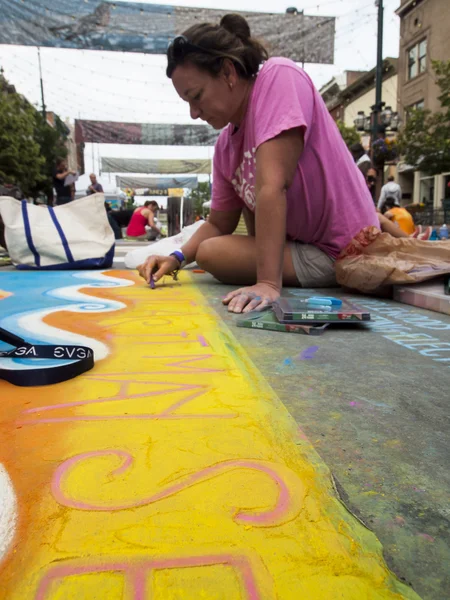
[212,57,378,258]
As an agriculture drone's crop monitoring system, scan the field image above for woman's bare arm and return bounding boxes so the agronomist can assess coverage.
[146,210,161,234]
[55,170,71,180]
[254,127,304,289]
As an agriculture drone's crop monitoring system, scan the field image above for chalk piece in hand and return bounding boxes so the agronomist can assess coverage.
[193,269,206,274]
[150,274,156,289]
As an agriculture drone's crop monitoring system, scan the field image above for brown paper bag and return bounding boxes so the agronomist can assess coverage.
[335,226,450,293]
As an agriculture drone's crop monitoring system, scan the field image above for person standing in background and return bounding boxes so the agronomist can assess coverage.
[366,166,378,203]
[52,157,76,205]
[378,175,402,211]
[86,173,104,195]
[350,143,371,179]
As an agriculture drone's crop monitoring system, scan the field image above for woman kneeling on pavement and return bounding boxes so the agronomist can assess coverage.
[138,13,379,313]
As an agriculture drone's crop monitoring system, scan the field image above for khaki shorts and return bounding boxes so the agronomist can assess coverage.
[288,242,336,288]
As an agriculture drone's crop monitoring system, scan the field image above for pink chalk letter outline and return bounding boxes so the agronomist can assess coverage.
[19,376,237,424]
[51,450,296,526]
[35,554,263,600]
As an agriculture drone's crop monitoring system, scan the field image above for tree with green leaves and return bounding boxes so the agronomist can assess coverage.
[336,120,361,149]
[0,84,45,197]
[398,60,450,175]
[0,73,69,201]
[31,112,69,201]
[186,180,211,216]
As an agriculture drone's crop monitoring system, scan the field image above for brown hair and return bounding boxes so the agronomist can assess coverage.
[166,13,268,80]
[144,200,159,211]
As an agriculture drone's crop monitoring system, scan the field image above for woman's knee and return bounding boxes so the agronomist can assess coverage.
[196,236,242,281]
[196,237,221,271]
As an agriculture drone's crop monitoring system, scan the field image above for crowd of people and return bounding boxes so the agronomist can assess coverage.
[50,160,166,241]
[51,159,152,241]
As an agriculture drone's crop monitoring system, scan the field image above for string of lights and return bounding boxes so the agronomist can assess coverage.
[0,52,188,114]
[0,9,378,113]
[1,61,190,121]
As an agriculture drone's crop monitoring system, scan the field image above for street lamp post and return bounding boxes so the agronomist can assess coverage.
[354,104,400,161]
[37,47,46,121]
[353,1,386,163]
[373,0,384,157]
[353,0,402,199]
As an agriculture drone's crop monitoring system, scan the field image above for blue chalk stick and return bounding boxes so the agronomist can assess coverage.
[307,296,342,307]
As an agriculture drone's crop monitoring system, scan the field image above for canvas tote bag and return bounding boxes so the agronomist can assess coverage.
[0,193,114,269]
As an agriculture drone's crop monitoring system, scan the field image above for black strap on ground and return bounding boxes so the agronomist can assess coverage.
[0,326,94,387]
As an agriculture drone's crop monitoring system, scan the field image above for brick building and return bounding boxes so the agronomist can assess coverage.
[396,0,450,209]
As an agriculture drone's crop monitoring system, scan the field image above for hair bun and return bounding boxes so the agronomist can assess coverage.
[220,13,251,43]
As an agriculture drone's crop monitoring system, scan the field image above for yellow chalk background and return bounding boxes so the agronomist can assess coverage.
[0,272,420,599]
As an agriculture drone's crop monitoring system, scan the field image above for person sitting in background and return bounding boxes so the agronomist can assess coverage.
[52,158,76,205]
[378,175,402,211]
[383,197,415,235]
[105,202,122,239]
[86,173,104,195]
[0,182,23,200]
[126,200,162,240]
[110,208,134,229]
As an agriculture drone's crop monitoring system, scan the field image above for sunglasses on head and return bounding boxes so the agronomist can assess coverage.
[168,35,203,58]
[168,35,220,60]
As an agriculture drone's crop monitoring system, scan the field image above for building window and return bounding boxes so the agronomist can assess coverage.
[410,99,425,112]
[408,38,427,80]
[419,39,427,72]
[419,176,435,208]
[405,100,425,122]
[408,45,418,79]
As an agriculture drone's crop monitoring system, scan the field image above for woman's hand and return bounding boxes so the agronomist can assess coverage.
[222,283,280,314]
[137,255,179,285]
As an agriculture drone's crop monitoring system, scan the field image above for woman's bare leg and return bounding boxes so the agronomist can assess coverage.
[196,235,299,286]
[242,207,255,236]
